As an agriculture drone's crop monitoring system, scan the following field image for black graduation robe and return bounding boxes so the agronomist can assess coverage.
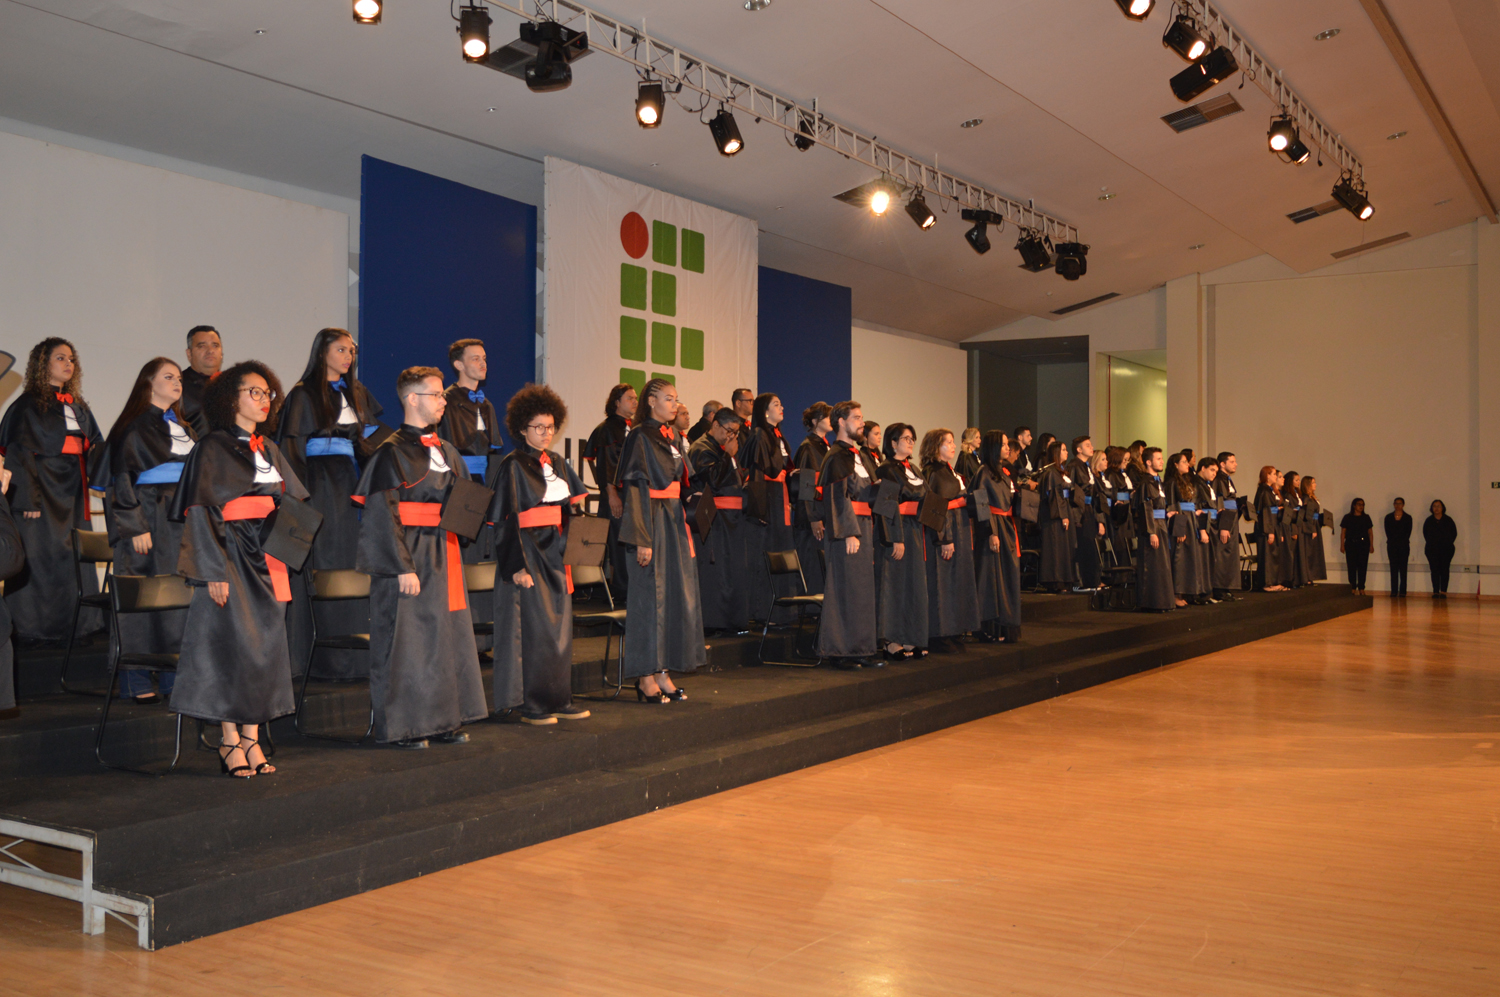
[0,493,24,711]
[1193,476,1220,593]
[815,440,881,659]
[1215,472,1248,590]
[791,433,830,597]
[686,415,713,444]
[440,383,504,561]
[178,367,214,439]
[278,378,384,680]
[169,431,308,725]
[1102,467,1137,566]
[1278,493,1305,587]
[688,434,751,631]
[489,444,588,717]
[616,418,706,678]
[354,426,487,742]
[583,413,632,599]
[1167,476,1208,597]
[1253,485,1284,589]
[1304,497,1328,581]
[0,392,105,640]
[741,424,797,622]
[972,465,1022,628]
[1064,456,1103,588]
[105,406,196,657]
[923,463,980,639]
[1134,474,1174,610]
[875,457,929,649]
[1036,464,1076,587]
[954,449,981,487]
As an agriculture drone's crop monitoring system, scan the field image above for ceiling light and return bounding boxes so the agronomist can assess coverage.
[1169,46,1239,102]
[708,107,743,155]
[636,81,664,127]
[353,0,382,25]
[1387,130,1407,141]
[1332,174,1374,220]
[1054,242,1089,281]
[459,4,491,62]
[521,21,581,91]
[1162,15,1210,62]
[1283,136,1310,165]
[794,113,815,151]
[744,0,772,9]
[905,191,936,230]
[1267,114,1295,152]
[1113,0,1155,21]
[961,209,1002,255]
[960,118,983,129]
[1098,192,1116,201]
[1016,231,1054,272]
[1313,28,1340,41]
[1188,243,1205,250]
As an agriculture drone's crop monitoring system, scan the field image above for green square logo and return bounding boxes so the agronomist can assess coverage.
[619,315,647,362]
[651,372,676,385]
[651,271,676,316]
[619,367,646,393]
[680,327,704,370]
[652,221,677,266]
[682,229,705,273]
[620,264,647,310]
[651,322,676,367]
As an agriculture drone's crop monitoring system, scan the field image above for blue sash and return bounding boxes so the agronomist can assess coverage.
[1116,491,1129,502]
[462,455,489,477]
[1179,502,1196,512]
[363,425,381,438]
[1152,509,1167,520]
[1083,495,1093,505]
[1061,488,1072,497]
[306,437,357,458]
[1222,498,1237,510]
[1271,505,1281,514]
[135,462,184,485]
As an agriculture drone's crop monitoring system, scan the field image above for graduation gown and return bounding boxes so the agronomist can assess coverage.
[1278,495,1305,587]
[1134,474,1174,610]
[178,367,214,439]
[1102,468,1137,567]
[923,463,980,638]
[972,465,1022,628]
[875,458,929,649]
[1214,473,1248,591]
[440,384,504,560]
[1065,457,1103,588]
[489,445,588,716]
[741,424,798,623]
[0,392,105,640]
[791,433,830,596]
[1253,486,1284,589]
[354,427,486,742]
[0,494,24,711]
[616,418,706,678]
[1166,477,1208,596]
[1193,477,1219,593]
[1036,465,1076,587]
[278,378,384,679]
[688,434,751,631]
[583,413,632,599]
[105,407,196,657]
[816,440,881,658]
[1305,498,1328,581]
[169,431,307,725]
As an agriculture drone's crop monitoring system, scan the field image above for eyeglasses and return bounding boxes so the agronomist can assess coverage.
[239,387,274,402]
[407,392,444,399]
[525,423,556,435]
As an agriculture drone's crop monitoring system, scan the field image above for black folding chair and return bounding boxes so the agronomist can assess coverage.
[95,574,192,775]
[293,569,374,744]
[565,516,628,698]
[60,529,114,696]
[1097,535,1137,610]
[466,561,497,642]
[758,550,823,667]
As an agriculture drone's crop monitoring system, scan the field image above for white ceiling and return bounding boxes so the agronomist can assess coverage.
[1,0,1494,342]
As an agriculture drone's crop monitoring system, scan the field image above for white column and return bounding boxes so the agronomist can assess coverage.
[1165,272,1203,455]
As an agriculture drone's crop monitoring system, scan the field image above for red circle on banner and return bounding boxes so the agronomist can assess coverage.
[620,212,649,259]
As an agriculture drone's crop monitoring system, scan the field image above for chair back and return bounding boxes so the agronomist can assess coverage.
[464,560,497,593]
[310,568,372,600]
[563,514,612,567]
[765,549,809,595]
[570,563,604,588]
[73,529,112,564]
[112,574,194,613]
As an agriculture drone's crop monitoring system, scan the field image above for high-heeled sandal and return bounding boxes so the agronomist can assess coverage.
[219,741,253,779]
[239,736,276,775]
[656,673,686,701]
[634,682,669,704]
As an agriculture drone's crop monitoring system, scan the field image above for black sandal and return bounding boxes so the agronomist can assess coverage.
[239,736,276,775]
[218,741,253,779]
[634,682,669,704]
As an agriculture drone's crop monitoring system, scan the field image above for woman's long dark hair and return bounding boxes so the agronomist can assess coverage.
[1281,471,1301,501]
[1165,451,1193,493]
[22,337,83,411]
[979,430,1008,475]
[919,428,952,476]
[106,358,187,451]
[882,422,914,461]
[295,327,365,431]
[751,392,780,435]
[204,361,284,434]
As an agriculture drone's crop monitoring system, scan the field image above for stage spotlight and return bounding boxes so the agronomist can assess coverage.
[353,0,382,25]
[522,21,577,91]
[961,209,1002,255]
[905,191,936,230]
[1113,0,1155,21]
[1283,136,1310,165]
[868,185,894,216]
[636,81,664,127]
[794,114,815,151]
[708,107,743,155]
[1331,174,1374,220]
[1169,46,1239,102]
[459,4,491,62]
[1162,15,1210,61]
[1054,242,1089,280]
[1267,114,1295,152]
[1016,231,1054,272]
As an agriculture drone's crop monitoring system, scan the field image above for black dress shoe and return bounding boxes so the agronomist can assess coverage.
[431,730,470,744]
[834,658,862,670]
[392,738,429,750]
[861,657,885,669]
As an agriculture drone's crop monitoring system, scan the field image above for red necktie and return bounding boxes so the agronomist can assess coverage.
[247,434,265,453]
[537,451,551,467]
[55,392,73,405]
[420,433,441,448]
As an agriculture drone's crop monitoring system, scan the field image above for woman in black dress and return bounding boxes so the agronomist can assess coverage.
[875,423,927,659]
[0,338,106,643]
[1036,440,1075,593]
[1301,476,1328,581]
[277,328,384,680]
[1252,465,1287,592]
[1384,498,1413,597]
[1423,500,1457,598]
[791,402,831,597]
[103,358,197,702]
[170,362,307,778]
[1164,452,1205,607]
[972,431,1021,642]
[920,428,979,650]
[740,392,796,624]
[1339,498,1374,595]
[1278,471,1306,588]
[860,422,883,468]
[1101,446,1136,566]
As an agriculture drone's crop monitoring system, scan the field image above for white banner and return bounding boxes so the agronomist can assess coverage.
[542,157,757,445]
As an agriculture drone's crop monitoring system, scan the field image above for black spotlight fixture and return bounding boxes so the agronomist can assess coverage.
[708,107,744,155]
[1169,46,1239,102]
[905,191,936,230]
[1113,0,1155,20]
[1054,242,1089,280]
[1267,114,1296,154]
[961,209,1003,255]
[523,21,579,91]
[1331,173,1375,220]
[458,4,491,62]
[1161,14,1210,61]
[636,81,664,128]
[794,113,816,151]
[353,0,382,25]
[1282,135,1311,165]
[1016,230,1054,272]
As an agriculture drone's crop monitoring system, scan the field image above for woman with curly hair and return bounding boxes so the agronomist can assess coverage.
[169,361,307,777]
[791,401,831,596]
[489,383,591,725]
[0,338,106,642]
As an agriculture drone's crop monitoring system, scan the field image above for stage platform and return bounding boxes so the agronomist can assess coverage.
[0,586,1370,949]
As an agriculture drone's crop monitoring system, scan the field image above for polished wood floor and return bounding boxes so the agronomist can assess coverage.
[3,596,1497,996]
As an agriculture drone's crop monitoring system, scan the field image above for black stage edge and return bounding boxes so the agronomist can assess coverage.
[0,587,1369,948]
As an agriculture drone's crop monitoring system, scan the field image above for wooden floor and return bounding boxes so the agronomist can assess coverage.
[3,596,1497,996]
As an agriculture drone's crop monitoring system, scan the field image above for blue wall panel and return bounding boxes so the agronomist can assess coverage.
[359,155,536,443]
[757,267,851,432]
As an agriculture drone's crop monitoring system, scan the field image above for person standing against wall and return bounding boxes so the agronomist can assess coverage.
[1422,500,1457,599]
[179,326,223,438]
[1339,499,1374,595]
[1384,498,1412,597]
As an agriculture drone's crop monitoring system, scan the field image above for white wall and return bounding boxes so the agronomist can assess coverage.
[0,127,349,429]
[851,321,967,442]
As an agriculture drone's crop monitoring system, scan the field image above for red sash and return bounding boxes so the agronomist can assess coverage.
[851,501,872,517]
[646,481,694,557]
[898,501,920,516]
[222,495,292,602]
[990,505,1022,556]
[398,502,464,612]
[60,434,91,496]
[947,498,967,510]
[713,496,743,510]
[767,470,791,526]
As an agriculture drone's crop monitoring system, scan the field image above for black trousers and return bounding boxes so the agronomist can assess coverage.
[1387,546,1408,595]
[1428,555,1452,594]
[1345,547,1369,590]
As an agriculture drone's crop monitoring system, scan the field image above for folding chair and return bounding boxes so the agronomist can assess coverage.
[60,529,113,696]
[564,515,628,698]
[466,561,497,642]
[94,574,192,775]
[293,569,374,743]
[1097,535,1137,610]
[758,550,823,667]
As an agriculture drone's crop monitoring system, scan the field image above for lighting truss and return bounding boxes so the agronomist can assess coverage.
[475,0,1081,243]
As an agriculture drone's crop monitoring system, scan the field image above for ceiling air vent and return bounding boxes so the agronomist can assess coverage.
[1161,93,1242,133]
[1286,200,1343,224]
[1052,292,1119,315]
[1330,232,1410,259]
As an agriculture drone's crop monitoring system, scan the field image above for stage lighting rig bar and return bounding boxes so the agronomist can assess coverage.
[478,0,1080,242]
[1181,0,1364,178]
